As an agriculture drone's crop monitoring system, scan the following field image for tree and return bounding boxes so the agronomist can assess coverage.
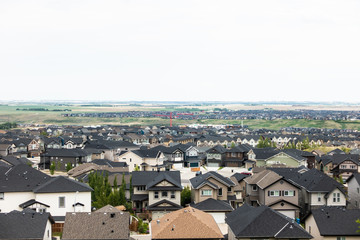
[66,162,73,172]
[230,142,236,148]
[181,186,191,207]
[356,219,360,233]
[50,162,55,175]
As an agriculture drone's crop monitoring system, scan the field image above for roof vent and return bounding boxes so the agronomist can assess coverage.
[102,222,105,225]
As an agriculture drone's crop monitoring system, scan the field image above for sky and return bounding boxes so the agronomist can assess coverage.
[0,0,360,103]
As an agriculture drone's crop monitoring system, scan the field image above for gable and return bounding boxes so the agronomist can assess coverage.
[266,152,300,166]
[156,180,175,187]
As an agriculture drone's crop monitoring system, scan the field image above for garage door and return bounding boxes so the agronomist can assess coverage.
[210,212,225,223]
[207,162,220,168]
[277,210,295,219]
[173,163,183,169]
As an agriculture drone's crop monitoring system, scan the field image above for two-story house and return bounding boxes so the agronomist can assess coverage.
[244,169,301,219]
[118,150,165,172]
[206,145,227,168]
[39,149,92,171]
[189,171,235,204]
[131,171,182,219]
[0,164,92,224]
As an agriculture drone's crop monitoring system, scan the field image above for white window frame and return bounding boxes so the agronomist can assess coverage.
[154,191,159,199]
[269,190,280,197]
[171,191,176,199]
[59,196,65,208]
[201,189,212,196]
[284,190,294,197]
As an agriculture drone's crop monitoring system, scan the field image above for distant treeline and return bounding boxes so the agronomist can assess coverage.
[16,108,72,112]
[0,122,17,129]
[79,105,113,107]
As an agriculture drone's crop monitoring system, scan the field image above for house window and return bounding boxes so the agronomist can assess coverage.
[0,192,4,200]
[171,191,175,199]
[59,196,65,208]
[269,190,280,197]
[137,186,145,191]
[309,226,311,234]
[355,200,358,207]
[162,191,168,197]
[228,187,232,192]
[350,165,356,169]
[201,190,212,196]
[357,188,359,194]
[154,191,159,199]
[284,190,295,197]
[218,188,223,196]
[337,237,346,240]
[130,158,132,162]
[340,165,346,169]
[333,193,341,202]
[252,185,258,191]
[317,193,322,202]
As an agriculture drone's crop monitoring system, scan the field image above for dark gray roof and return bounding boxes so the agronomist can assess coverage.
[0,210,54,239]
[346,172,360,184]
[231,173,249,182]
[1,156,32,166]
[192,198,233,212]
[190,171,235,189]
[62,211,130,240]
[132,149,160,158]
[147,199,182,211]
[41,148,89,157]
[309,206,360,236]
[19,199,50,208]
[132,171,181,187]
[0,164,50,192]
[33,176,93,193]
[146,171,182,190]
[226,204,312,239]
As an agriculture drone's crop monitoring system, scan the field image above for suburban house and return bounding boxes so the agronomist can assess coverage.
[305,206,360,239]
[0,210,54,240]
[118,149,166,172]
[222,145,248,167]
[229,173,249,208]
[346,172,360,209]
[270,167,347,218]
[248,148,308,168]
[226,204,312,240]
[0,164,92,225]
[317,154,360,180]
[151,206,224,240]
[62,210,130,240]
[131,171,182,219]
[244,169,301,219]
[189,171,236,204]
[206,145,227,167]
[39,149,92,171]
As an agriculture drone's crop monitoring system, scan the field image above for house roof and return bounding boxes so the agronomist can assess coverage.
[346,172,360,184]
[0,164,51,192]
[19,199,50,209]
[62,211,130,240]
[0,210,54,240]
[41,148,90,157]
[147,199,182,211]
[226,204,312,239]
[132,149,161,158]
[96,204,124,213]
[151,206,224,239]
[0,156,32,166]
[132,171,181,187]
[309,206,360,236]
[190,171,235,189]
[191,198,233,212]
[92,159,128,168]
[244,170,283,189]
[33,175,93,193]
[146,172,182,190]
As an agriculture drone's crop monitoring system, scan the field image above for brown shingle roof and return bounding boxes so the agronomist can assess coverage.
[244,170,282,189]
[62,212,130,240]
[151,206,223,239]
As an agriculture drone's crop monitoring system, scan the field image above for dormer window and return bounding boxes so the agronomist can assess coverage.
[252,185,258,191]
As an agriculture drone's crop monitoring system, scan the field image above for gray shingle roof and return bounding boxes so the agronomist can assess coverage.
[190,171,235,189]
[0,210,54,239]
[33,176,93,193]
[192,198,233,212]
[309,206,360,236]
[226,204,312,239]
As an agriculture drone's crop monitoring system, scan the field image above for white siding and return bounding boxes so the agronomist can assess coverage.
[0,192,35,212]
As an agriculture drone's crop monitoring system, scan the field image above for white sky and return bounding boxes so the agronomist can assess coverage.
[1,0,360,102]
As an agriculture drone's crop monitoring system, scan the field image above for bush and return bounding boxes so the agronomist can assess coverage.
[50,162,55,175]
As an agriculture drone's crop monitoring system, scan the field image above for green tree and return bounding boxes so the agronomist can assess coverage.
[50,162,55,175]
[66,162,73,172]
[356,219,360,233]
[181,186,191,207]
[230,142,236,148]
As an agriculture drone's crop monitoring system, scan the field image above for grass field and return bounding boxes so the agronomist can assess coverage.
[1,104,360,130]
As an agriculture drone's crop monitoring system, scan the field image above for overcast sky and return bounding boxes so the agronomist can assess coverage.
[1,0,359,102]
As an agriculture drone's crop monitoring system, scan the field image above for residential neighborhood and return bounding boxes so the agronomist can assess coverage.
[1,123,360,239]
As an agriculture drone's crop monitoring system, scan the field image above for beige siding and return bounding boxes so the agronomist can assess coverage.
[264,180,299,206]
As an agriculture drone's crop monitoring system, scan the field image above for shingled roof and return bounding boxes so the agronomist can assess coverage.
[190,171,235,189]
[226,204,312,239]
[151,206,224,239]
[62,211,130,240]
[308,206,360,236]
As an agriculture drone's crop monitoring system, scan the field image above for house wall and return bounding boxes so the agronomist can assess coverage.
[263,181,299,206]
[265,153,302,167]
[148,190,181,206]
[35,192,91,217]
[347,177,360,209]
[326,188,346,207]
[0,192,35,212]
[310,192,327,206]
[42,220,53,240]
[194,185,216,203]
[118,152,143,172]
[208,177,228,201]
